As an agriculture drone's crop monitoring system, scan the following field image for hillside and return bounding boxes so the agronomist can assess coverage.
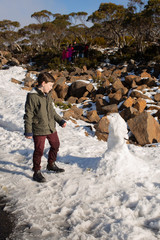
[0,66,160,239]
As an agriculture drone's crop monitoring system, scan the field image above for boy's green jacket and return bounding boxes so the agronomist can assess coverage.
[24,88,65,136]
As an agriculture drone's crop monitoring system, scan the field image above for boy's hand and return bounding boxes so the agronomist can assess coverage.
[25,136,32,139]
[62,122,67,128]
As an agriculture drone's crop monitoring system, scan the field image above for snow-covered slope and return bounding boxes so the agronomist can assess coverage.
[0,66,160,240]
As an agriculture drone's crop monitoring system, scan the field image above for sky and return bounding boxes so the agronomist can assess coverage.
[0,0,129,27]
[0,66,160,239]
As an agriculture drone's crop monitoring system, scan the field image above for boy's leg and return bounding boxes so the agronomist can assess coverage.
[33,135,46,172]
[47,132,60,165]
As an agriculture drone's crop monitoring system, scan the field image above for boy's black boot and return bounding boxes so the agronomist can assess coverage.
[46,162,65,173]
[33,170,46,182]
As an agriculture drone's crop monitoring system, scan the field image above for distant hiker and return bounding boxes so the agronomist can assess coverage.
[24,72,67,183]
[72,41,78,61]
[67,44,73,62]
[62,47,67,61]
[84,44,89,58]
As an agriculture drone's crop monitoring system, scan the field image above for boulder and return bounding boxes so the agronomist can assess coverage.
[55,83,68,99]
[120,107,139,121]
[67,96,78,104]
[112,79,128,95]
[125,75,141,87]
[127,112,160,145]
[108,89,123,104]
[63,105,83,120]
[51,89,58,101]
[154,93,160,102]
[96,98,108,113]
[133,98,146,113]
[130,90,152,100]
[23,76,35,88]
[121,96,135,108]
[7,57,20,66]
[86,110,100,123]
[95,116,109,141]
[68,81,88,98]
[101,104,118,115]
[11,78,22,85]
[0,57,8,65]
[86,83,94,93]
[140,71,151,79]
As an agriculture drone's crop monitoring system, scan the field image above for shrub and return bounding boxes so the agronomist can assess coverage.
[55,102,72,110]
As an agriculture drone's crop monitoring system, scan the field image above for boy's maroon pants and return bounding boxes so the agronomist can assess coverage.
[33,132,60,172]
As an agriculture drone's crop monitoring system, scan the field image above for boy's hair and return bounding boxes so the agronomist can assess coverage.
[37,72,55,86]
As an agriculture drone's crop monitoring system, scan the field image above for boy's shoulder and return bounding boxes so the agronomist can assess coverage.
[29,88,38,94]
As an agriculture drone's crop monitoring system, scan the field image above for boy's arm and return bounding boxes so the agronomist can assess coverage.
[24,94,35,136]
[52,107,66,127]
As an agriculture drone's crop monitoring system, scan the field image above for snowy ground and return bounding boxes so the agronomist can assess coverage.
[0,66,160,240]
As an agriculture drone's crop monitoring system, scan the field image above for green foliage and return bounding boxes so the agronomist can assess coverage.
[55,102,72,110]
[92,37,107,47]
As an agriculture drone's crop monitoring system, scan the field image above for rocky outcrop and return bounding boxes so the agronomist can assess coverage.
[95,116,110,141]
[10,60,160,145]
[127,112,160,145]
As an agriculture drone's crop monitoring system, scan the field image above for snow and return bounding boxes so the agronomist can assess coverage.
[0,66,160,240]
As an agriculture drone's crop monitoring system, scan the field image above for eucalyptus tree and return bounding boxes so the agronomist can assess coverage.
[87,3,127,48]
[67,12,89,44]
[31,10,53,24]
[0,20,20,49]
[124,0,160,53]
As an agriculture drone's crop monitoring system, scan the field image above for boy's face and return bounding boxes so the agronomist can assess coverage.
[42,82,54,93]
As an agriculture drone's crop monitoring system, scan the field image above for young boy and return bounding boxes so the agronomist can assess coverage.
[24,72,66,182]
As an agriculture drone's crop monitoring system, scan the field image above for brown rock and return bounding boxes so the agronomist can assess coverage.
[122,97,135,108]
[86,83,94,92]
[120,107,139,121]
[69,76,83,82]
[63,105,83,120]
[69,81,88,98]
[95,116,109,141]
[133,98,146,113]
[77,97,88,103]
[21,86,33,91]
[127,112,160,145]
[95,131,109,141]
[140,71,151,79]
[101,104,118,115]
[136,84,148,91]
[55,84,68,99]
[63,109,74,120]
[130,90,152,100]
[96,98,108,112]
[102,78,110,88]
[82,65,87,72]
[112,79,128,95]
[11,78,22,85]
[51,89,58,100]
[154,93,160,102]
[23,76,35,87]
[96,70,102,80]
[0,57,8,65]
[86,110,100,123]
[125,75,141,87]
[67,96,78,104]
[108,89,123,104]
[56,77,66,85]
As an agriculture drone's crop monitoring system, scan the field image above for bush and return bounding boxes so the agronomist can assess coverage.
[55,102,72,110]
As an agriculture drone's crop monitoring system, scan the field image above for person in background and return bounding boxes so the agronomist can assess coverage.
[67,44,73,62]
[62,47,67,61]
[24,72,67,183]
